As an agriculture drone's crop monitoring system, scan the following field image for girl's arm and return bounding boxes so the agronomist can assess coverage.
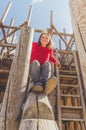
[49,50,61,68]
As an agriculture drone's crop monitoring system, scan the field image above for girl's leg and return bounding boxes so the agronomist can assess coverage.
[41,62,57,94]
[29,60,43,92]
[41,62,52,85]
[29,60,40,83]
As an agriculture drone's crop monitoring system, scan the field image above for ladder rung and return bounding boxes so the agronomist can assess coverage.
[60,75,77,79]
[60,84,78,90]
[61,118,84,122]
[62,112,82,119]
[61,94,80,98]
[0,69,9,74]
[61,106,83,109]
[59,70,77,74]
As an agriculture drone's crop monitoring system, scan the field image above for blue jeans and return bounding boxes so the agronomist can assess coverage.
[29,60,52,85]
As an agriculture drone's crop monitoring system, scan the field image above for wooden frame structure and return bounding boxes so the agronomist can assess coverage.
[0,1,86,130]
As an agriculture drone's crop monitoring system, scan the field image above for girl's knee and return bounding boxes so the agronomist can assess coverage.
[31,60,40,66]
[43,62,51,68]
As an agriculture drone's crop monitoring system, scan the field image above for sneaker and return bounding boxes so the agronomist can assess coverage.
[32,82,43,92]
[44,76,57,95]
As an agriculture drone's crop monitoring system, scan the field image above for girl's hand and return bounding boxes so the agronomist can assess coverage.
[56,62,61,68]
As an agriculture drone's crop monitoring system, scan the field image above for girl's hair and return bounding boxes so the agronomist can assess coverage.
[38,32,54,49]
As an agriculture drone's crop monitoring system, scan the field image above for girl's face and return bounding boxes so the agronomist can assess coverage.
[40,33,50,47]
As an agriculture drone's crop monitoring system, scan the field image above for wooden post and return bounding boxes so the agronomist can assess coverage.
[27,5,33,25]
[50,10,53,29]
[7,18,14,34]
[0,25,34,130]
[19,92,59,130]
[1,2,12,23]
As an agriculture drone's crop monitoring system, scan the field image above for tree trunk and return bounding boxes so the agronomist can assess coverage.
[0,25,34,130]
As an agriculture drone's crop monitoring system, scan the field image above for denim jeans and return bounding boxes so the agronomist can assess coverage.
[29,60,52,84]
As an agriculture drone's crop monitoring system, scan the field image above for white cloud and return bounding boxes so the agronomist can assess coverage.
[31,0,43,5]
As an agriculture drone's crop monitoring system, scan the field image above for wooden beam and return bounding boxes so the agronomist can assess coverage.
[1,26,8,44]
[57,49,73,54]
[7,18,14,34]
[65,34,74,50]
[50,10,53,29]
[0,42,16,48]
[52,24,68,46]
[11,32,16,44]
[2,24,20,30]
[27,5,33,25]
[0,2,12,23]
[63,28,67,41]
[59,39,62,50]
[1,18,15,54]
[34,29,73,37]
[0,21,28,43]
[0,28,18,42]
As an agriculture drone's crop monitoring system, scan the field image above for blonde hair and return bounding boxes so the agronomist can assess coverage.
[38,32,54,49]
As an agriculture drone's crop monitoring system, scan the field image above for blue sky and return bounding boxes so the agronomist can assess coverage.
[0,0,73,48]
[0,0,72,32]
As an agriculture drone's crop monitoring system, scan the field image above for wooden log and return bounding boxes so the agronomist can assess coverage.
[0,25,34,130]
[0,42,16,48]
[1,2,12,23]
[27,5,33,25]
[19,92,59,130]
[19,119,58,130]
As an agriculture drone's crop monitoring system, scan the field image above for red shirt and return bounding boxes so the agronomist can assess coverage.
[30,42,57,65]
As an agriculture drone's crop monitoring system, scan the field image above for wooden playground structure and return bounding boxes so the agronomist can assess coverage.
[0,0,86,130]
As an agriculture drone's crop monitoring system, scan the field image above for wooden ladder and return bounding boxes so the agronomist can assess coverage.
[56,50,86,130]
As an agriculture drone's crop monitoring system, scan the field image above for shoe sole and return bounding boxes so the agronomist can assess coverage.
[44,77,57,95]
[32,85,43,92]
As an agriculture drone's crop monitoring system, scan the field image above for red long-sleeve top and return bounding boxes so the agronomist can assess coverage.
[30,42,57,65]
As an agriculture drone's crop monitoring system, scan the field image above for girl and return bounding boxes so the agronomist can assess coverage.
[30,32,61,95]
